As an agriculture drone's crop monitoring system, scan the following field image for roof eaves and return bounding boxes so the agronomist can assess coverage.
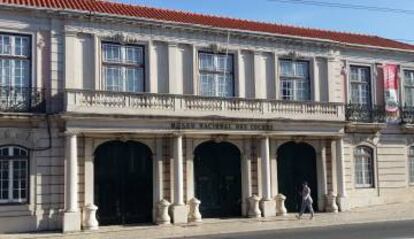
[1,2,414,54]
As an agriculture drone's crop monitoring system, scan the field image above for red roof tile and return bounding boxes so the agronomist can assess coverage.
[1,0,414,51]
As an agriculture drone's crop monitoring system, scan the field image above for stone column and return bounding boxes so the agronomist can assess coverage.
[270,139,278,197]
[325,140,339,213]
[171,134,188,223]
[63,132,81,232]
[336,138,349,211]
[318,141,328,211]
[260,137,276,217]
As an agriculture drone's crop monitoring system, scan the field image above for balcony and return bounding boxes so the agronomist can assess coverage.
[401,106,414,124]
[64,89,345,122]
[345,104,386,123]
[0,87,45,113]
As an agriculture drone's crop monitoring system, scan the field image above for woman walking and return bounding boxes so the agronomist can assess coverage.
[297,181,314,220]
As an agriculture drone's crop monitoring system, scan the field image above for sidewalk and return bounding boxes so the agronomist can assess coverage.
[2,202,414,239]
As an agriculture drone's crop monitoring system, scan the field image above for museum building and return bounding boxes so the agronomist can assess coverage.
[0,0,413,233]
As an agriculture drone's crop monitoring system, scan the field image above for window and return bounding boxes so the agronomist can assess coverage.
[0,146,28,204]
[350,66,371,105]
[199,52,234,97]
[409,146,414,184]
[404,70,414,107]
[0,34,31,100]
[354,146,374,188]
[279,60,310,101]
[102,43,144,92]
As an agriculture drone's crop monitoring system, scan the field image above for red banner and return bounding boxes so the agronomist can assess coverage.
[383,64,399,122]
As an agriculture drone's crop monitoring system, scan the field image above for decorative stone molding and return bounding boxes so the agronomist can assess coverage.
[83,204,99,230]
[247,195,261,218]
[212,135,228,143]
[275,194,287,216]
[325,191,339,213]
[188,198,202,223]
[99,32,146,45]
[156,199,171,225]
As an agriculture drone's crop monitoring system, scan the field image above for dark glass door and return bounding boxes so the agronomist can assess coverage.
[277,142,318,212]
[194,141,242,218]
[94,141,153,226]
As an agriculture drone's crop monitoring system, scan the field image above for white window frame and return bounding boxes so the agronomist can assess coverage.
[349,65,372,106]
[409,146,414,185]
[0,146,29,204]
[278,59,310,101]
[198,52,234,97]
[101,42,145,93]
[354,146,375,188]
[0,33,31,88]
[403,69,414,107]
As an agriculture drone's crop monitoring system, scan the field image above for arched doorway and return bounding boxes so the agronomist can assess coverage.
[94,140,153,226]
[194,141,242,218]
[277,141,318,212]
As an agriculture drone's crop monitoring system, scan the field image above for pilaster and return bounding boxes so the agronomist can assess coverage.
[336,138,349,211]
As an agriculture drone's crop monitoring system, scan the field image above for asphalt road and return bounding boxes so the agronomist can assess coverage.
[174,220,414,239]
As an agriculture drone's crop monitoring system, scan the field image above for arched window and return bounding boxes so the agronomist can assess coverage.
[409,146,414,184]
[0,146,28,203]
[354,146,374,188]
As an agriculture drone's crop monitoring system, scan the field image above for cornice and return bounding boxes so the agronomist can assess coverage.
[3,4,414,56]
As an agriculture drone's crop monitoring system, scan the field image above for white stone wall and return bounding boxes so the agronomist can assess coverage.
[344,133,414,209]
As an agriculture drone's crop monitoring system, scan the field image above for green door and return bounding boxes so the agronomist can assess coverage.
[194,141,242,218]
[94,141,153,226]
[277,142,318,212]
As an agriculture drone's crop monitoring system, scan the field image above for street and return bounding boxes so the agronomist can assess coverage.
[175,220,414,239]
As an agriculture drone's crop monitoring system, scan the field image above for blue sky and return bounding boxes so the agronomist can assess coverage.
[116,0,414,44]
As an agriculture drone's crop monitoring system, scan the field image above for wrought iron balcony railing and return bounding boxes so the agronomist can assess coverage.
[345,104,385,123]
[401,106,414,124]
[0,87,45,113]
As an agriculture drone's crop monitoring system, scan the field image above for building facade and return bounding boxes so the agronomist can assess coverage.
[0,0,414,233]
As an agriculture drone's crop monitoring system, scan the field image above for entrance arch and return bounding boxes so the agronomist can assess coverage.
[94,140,153,226]
[194,141,242,218]
[277,141,318,212]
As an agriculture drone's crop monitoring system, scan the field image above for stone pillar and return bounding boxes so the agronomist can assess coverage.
[156,199,171,225]
[63,132,81,232]
[188,198,202,223]
[318,141,328,211]
[275,194,287,216]
[270,140,278,197]
[171,134,188,224]
[336,138,349,211]
[260,137,276,217]
[247,195,261,218]
[325,140,339,213]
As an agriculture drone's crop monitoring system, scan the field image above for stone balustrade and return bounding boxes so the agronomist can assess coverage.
[64,89,345,121]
